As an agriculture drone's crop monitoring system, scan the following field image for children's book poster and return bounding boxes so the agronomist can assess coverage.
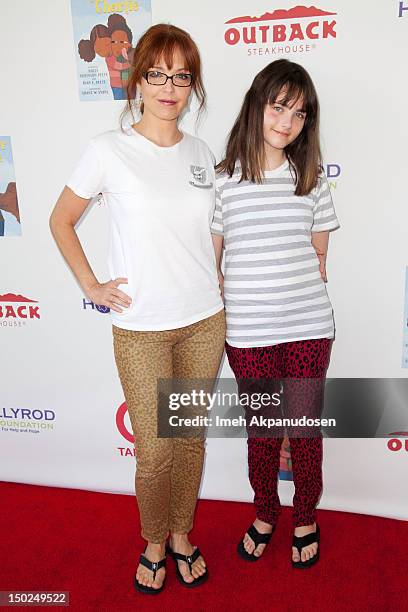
[402,267,408,368]
[0,137,21,237]
[70,0,151,102]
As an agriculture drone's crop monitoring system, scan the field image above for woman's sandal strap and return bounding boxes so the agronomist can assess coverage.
[139,554,166,580]
[247,524,273,546]
[171,547,201,571]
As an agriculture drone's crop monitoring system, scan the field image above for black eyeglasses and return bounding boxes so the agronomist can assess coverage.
[143,70,193,87]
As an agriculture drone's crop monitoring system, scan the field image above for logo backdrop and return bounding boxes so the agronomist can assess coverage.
[0,0,407,520]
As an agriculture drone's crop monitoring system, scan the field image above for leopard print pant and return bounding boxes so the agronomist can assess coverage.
[113,309,226,542]
[226,338,332,527]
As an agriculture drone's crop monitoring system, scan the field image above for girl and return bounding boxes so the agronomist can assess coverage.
[50,24,225,594]
[211,59,339,568]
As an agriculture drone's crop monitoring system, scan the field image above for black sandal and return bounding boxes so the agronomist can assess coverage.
[237,523,276,562]
[134,551,166,594]
[167,545,208,588]
[292,523,320,569]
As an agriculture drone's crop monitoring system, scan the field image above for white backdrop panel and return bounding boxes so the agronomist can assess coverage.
[0,0,407,521]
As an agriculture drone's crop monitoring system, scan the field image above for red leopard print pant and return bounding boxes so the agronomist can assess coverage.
[226,338,332,527]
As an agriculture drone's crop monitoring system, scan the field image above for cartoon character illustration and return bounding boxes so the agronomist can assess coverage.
[279,436,293,479]
[0,182,20,236]
[78,14,134,100]
[108,14,134,94]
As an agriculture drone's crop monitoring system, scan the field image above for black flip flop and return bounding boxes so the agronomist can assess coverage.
[134,552,166,594]
[292,523,320,569]
[237,523,276,561]
[167,545,208,588]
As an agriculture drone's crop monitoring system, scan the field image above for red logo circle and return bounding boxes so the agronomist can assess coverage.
[116,402,134,444]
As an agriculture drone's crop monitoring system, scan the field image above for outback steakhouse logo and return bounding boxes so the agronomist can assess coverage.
[387,432,408,452]
[224,5,337,54]
[0,293,40,323]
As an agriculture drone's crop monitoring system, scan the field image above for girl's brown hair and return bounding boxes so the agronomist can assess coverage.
[217,59,322,196]
[120,23,206,129]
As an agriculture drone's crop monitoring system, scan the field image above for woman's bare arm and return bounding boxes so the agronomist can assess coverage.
[49,186,131,312]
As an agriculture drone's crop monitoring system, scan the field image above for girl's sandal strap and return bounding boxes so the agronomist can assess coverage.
[247,524,273,546]
[292,526,320,552]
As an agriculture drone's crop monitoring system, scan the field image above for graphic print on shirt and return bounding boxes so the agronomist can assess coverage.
[189,165,213,189]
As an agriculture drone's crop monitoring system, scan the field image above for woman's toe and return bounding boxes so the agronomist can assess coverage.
[181,568,194,583]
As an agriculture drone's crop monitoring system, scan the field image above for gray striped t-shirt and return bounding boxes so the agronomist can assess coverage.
[211,159,340,348]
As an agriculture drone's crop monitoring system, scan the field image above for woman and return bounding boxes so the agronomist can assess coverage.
[50,24,225,593]
[211,59,339,568]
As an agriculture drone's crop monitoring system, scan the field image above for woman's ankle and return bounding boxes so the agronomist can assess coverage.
[145,540,166,555]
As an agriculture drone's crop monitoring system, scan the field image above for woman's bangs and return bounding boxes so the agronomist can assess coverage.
[143,39,187,72]
[159,39,187,70]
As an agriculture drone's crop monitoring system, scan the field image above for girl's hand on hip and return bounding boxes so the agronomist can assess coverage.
[314,248,327,282]
[217,270,224,301]
[86,278,132,313]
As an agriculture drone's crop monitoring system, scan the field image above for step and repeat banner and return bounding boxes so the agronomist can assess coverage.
[1,1,407,520]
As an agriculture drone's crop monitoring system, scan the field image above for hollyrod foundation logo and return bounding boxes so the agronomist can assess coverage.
[325,163,341,189]
[224,5,337,56]
[82,297,110,314]
[0,407,55,435]
[398,2,408,18]
[0,293,40,327]
[116,401,136,457]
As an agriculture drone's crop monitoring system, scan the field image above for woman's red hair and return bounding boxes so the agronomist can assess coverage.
[120,23,205,127]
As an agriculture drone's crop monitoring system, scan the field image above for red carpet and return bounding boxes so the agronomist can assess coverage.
[0,481,406,611]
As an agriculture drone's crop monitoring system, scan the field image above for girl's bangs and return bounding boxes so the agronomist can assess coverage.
[267,79,306,109]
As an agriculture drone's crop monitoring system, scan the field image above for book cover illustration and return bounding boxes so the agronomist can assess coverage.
[71,0,151,101]
[0,137,21,237]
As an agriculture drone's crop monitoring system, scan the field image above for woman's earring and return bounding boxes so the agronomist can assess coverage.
[136,91,143,111]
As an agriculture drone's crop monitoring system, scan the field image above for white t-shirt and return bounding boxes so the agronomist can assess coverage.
[66,125,224,331]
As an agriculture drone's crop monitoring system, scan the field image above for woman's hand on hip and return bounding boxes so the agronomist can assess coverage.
[86,278,132,313]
